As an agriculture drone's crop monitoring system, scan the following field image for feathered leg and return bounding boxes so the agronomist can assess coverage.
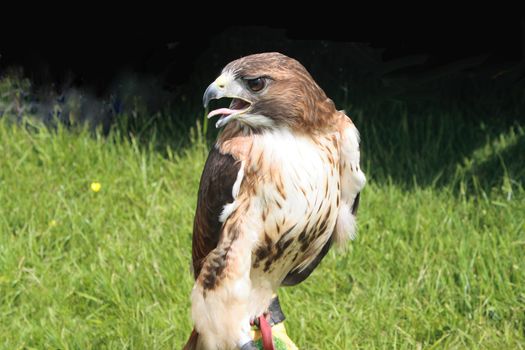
[191,230,256,350]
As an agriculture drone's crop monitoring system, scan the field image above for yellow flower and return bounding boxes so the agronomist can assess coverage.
[49,220,58,227]
[90,182,101,193]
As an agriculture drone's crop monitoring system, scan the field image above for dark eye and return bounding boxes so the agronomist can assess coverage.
[246,77,265,92]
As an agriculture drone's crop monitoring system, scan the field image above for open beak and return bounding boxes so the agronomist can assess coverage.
[203,76,251,128]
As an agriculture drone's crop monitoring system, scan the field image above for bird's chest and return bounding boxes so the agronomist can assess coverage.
[243,130,341,282]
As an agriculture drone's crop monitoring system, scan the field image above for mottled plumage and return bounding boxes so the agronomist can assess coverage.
[185,53,366,350]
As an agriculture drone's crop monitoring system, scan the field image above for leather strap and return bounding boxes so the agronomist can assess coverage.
[259,314,275,350]
[267,297,286,325]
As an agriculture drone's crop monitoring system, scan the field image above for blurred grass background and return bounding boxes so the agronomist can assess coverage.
[0,59,524,349]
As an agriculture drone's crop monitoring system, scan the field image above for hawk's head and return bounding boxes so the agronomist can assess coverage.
[203,52,337,132]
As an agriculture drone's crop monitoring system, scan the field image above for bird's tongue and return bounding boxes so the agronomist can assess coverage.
[207,108,237,119]
[207,98,250,119]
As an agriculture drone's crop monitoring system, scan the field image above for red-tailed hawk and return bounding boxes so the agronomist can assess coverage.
[184,52,366,350]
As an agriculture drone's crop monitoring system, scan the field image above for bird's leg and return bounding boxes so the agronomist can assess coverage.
[191,231,255,349]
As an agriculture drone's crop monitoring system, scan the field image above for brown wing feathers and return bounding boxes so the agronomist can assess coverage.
[192,145,241,279]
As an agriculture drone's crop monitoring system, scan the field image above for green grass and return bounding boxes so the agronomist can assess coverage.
[1,97,524,349]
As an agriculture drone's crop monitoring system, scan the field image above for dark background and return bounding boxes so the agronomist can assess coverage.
[1,15,523,97]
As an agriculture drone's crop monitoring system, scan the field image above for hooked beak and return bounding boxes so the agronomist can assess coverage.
[202,75,252,128]
[203,83,219,109]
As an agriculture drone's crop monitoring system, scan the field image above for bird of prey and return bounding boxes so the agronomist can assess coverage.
[184,52,366,350]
